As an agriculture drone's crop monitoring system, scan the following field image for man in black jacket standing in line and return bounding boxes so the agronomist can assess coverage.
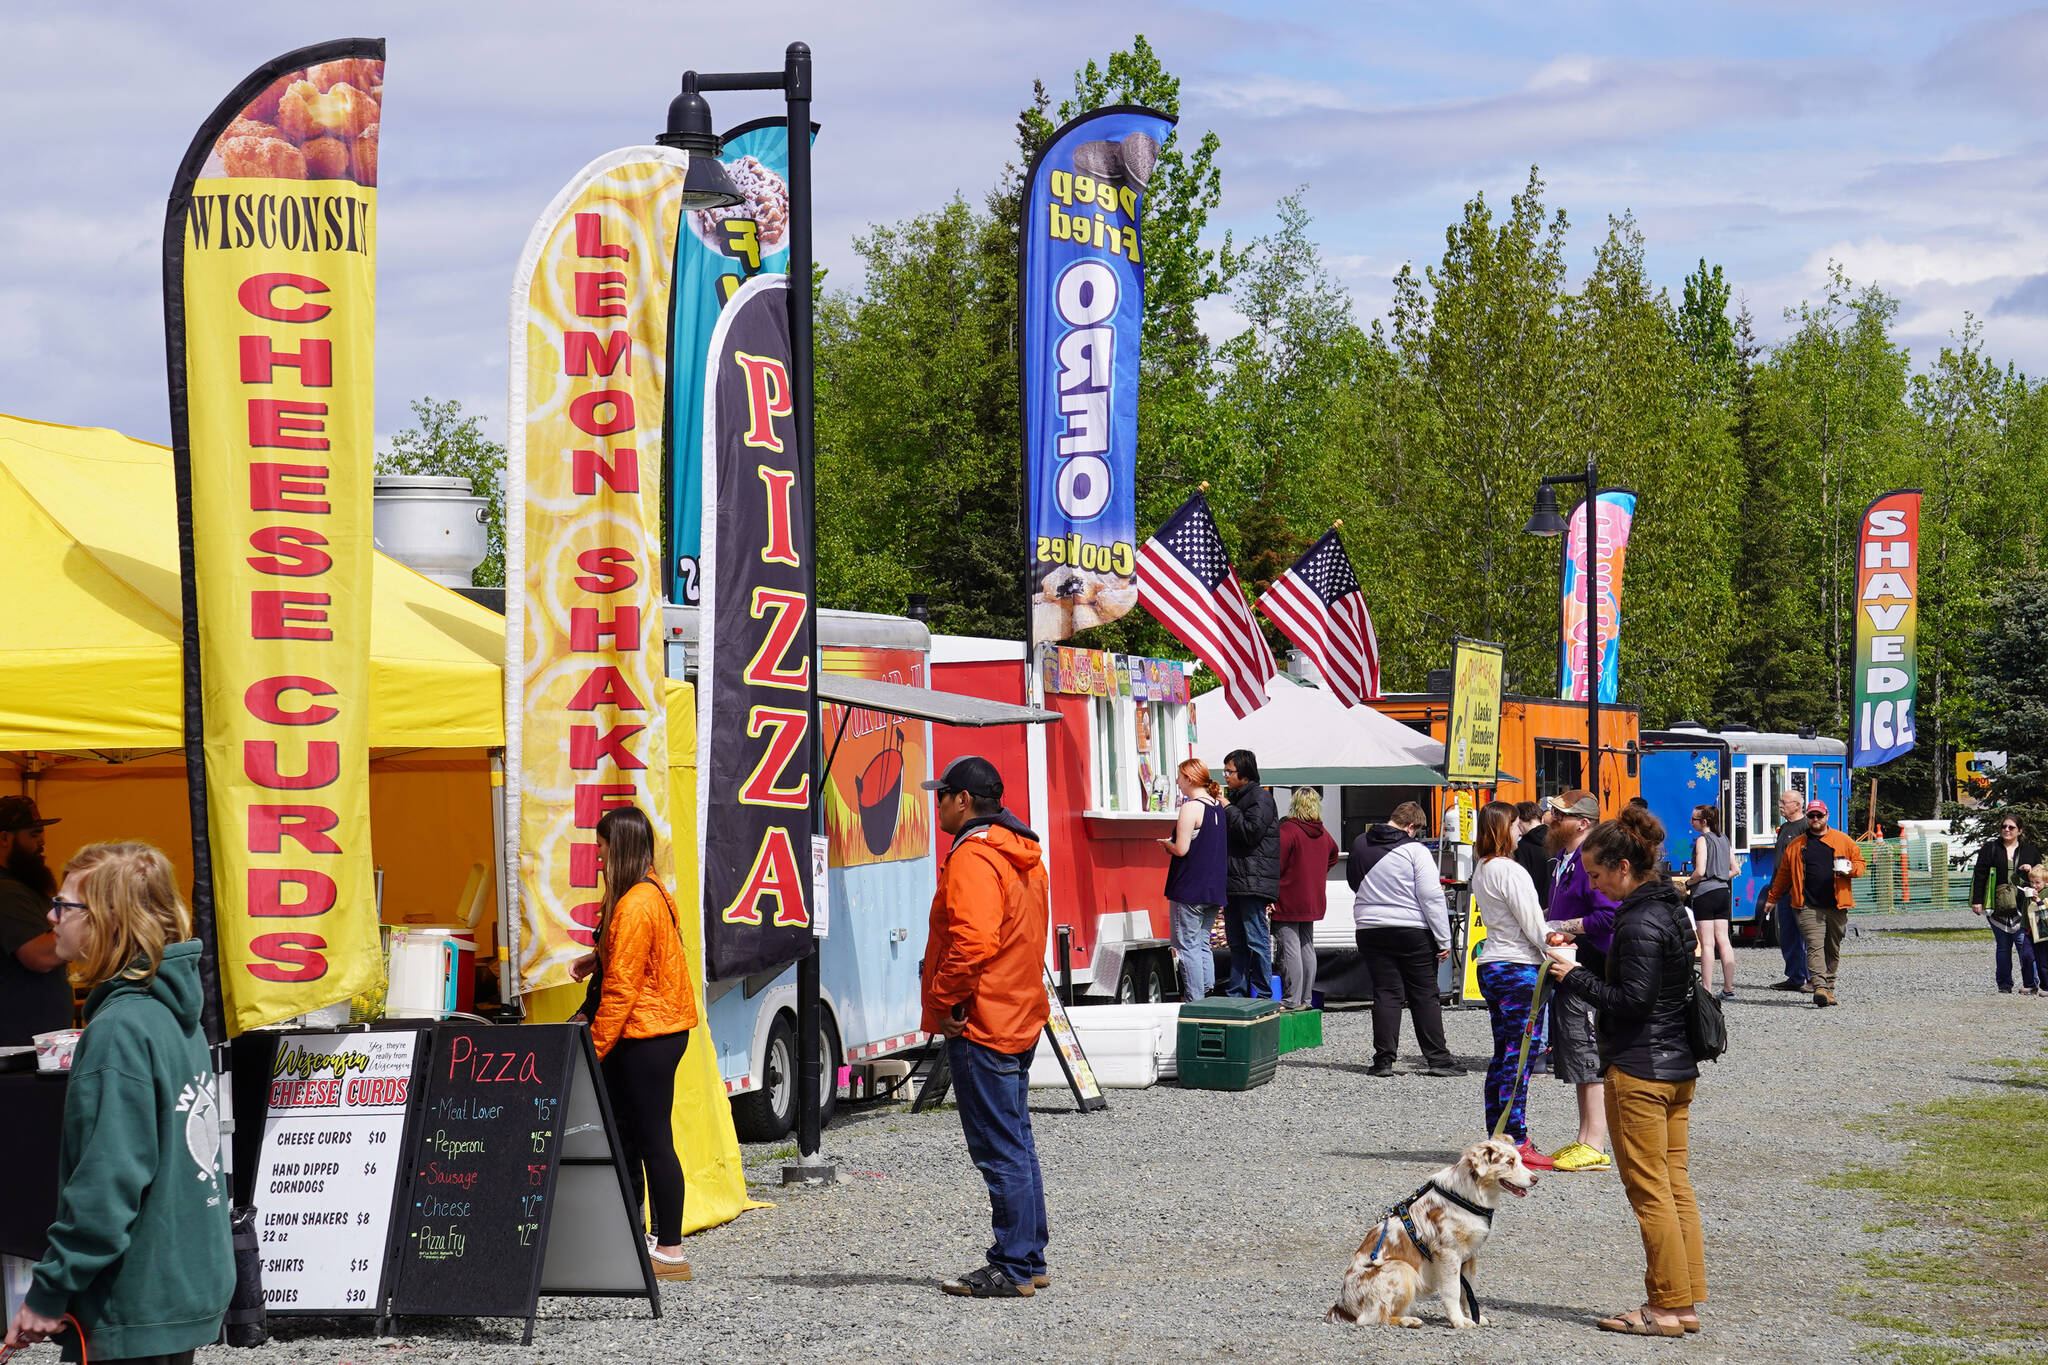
[1514,800,1553,911]
[1221,749,1279,999]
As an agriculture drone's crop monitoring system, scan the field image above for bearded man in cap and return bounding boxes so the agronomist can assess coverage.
[0,797,71,1045]
[920,755,1053,1300]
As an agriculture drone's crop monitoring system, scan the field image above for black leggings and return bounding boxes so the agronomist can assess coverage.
[600,1030,690,1244]
[1355,926,1454,1068]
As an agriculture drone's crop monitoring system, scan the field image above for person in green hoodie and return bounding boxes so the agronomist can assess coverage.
[3,842,233,1365]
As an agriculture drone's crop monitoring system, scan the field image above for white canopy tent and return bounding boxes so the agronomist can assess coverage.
[1198,673,1445,786]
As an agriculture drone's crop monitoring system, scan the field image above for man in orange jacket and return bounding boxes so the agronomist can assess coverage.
[921,755,1052,1299]
[1763,799,1867,1008]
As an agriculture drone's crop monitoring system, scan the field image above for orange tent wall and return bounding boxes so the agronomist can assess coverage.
[25,749,500,954]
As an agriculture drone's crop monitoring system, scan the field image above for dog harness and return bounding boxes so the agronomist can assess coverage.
[1346,1179,1492,1324]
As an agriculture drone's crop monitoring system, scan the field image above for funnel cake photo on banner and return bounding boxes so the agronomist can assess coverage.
[210,57,383,185]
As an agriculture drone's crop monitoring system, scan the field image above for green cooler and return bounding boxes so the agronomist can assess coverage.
[1177,997,1280,1090]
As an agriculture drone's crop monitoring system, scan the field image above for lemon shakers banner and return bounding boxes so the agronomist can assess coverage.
[166,40,387,1036]
[507,149,687,993]
[1023,106,1175,644]
[1852,489,1922,768]
[700,274,816,982]
[666,119,814,606]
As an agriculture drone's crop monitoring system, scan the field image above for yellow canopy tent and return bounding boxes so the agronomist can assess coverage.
[0,412,754,1235]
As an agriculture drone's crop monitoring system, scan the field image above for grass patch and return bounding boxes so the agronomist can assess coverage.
[1877,927,1993,942]
[1826,1040,2048,1357]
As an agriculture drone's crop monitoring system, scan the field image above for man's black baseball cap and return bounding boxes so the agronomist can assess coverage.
[921,755,1004,800]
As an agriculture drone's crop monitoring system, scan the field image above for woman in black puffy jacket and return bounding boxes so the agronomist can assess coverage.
[1545,804,1702,1338]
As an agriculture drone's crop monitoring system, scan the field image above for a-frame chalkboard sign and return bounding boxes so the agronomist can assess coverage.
[385,1023,657,1344]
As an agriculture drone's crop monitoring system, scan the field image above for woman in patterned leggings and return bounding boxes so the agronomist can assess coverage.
[1471,801,1556,1170]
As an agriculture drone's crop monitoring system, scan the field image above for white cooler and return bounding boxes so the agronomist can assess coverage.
[1027,1003,1181,1088]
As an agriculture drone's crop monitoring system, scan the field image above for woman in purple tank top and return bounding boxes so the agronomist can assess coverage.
[1161,758,1229,999]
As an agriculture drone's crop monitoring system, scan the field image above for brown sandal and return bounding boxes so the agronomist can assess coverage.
[1596,1309,1685,1337]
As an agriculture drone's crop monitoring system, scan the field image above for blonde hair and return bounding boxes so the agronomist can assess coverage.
[62,842,192,990]
[1288,787,1322,822]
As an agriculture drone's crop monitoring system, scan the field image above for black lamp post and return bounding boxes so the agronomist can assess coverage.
[659,45,831,1175]
[1524,456,1602,810]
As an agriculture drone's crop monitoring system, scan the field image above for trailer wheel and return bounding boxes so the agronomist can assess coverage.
[815,1012,841,1131]
[732,1012,797,1142]
[1117,953,1168,1004]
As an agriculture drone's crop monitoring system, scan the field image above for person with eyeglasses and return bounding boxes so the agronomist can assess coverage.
[1969,814,2042,995]
[0,796,73,1045]
[4,842,234,1364]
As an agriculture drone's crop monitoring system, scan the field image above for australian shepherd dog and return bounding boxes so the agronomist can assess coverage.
[1326,1136,1538,1329]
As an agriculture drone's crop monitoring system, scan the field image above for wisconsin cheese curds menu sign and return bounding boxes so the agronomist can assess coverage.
[166,39,388,1033]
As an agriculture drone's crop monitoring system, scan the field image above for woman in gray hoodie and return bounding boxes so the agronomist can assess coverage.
[1349,801,1460,1077]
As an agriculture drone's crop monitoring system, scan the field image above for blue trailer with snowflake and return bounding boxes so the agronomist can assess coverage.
[1640,725,1848,941]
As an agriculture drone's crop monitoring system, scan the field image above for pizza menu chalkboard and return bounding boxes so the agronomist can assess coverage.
[388,1024,577,1320]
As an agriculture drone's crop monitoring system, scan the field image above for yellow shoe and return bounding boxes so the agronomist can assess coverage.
[1550,1143,1613,1172]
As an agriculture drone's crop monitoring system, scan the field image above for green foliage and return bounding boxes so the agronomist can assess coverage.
[814,199,1021,637]
[1949,571,2048,845]
[376,397,505,587]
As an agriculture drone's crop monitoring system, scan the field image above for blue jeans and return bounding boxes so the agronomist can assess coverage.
[1777,901,1809,984]
[946,1036,1049,1285]
[1992,920,2038,992]
[1169,900,1220,1000]
[1223,895,1273,998]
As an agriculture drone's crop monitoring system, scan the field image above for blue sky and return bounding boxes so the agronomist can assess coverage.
[4,1,2046,446]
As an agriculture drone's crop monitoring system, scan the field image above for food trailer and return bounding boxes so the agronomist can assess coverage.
[1640,723,1848,940]
[665,608,1053,1140]
[929,637,1198,1002]
[1367,685,1643,818]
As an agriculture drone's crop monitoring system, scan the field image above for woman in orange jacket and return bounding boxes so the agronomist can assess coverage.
[572,806,698,1278]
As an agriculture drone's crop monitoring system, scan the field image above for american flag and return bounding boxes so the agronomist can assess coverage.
[1257,529,1381,705]
[1135,492,1274,718]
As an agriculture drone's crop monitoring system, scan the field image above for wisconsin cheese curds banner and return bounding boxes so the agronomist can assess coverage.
[166,39,388,1035]
[1022,105,1176,644]
[507,149,687,993]
[1559,489,1636,705]
[1852,489,1922,768]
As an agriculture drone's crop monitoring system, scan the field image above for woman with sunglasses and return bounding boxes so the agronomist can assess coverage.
[1969,814,2043,995]
[4,842,233,1364]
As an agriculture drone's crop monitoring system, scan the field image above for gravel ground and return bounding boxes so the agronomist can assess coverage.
[228,909,2048,1364]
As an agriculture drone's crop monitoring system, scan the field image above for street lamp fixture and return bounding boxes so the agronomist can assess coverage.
[1522,482,1566,537]
[656,73,746,210]
[1526,460,1603,807]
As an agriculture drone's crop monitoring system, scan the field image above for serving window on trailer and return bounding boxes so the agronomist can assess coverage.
[1083,686,1192,814]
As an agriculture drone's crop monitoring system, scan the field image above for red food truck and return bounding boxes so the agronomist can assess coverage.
[928,636,1195,1001]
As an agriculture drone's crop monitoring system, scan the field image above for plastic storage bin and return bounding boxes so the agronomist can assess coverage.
[1276,1008,1323,1054]
[1176,997,1279,1090]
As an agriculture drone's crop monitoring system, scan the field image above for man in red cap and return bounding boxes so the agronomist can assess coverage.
[1763,799,1867,1008]
[0,796,71,1044]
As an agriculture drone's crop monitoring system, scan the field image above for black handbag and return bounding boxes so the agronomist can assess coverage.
[1686,979,1727,1063]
